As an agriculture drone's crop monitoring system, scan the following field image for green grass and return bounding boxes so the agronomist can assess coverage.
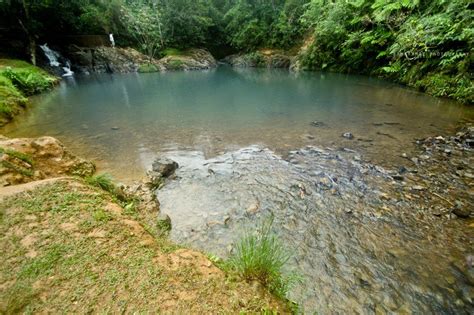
[85,173,116,194]
[227,219,301,299]
[0,75,27,119]
[0,181,287,312]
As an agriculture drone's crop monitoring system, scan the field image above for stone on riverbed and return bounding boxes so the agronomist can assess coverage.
[452,202,471,218]
[152,157,179,178]
[342,132,354,140]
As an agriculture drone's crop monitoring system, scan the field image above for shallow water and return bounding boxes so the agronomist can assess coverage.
[2,67,473,313]
[156,145,473,314]
[2,66,472,181]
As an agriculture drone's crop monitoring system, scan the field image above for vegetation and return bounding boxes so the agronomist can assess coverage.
[298,0,474,103]
[227,219,301,300]
[0,0,471,103]
[0,59,57,125]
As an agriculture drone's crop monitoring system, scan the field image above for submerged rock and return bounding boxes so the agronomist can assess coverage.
[310,121,326,127]
[342,132,354,140]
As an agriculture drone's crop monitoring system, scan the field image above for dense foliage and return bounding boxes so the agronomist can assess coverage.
[0,0,472,103]
[299,0,474,103]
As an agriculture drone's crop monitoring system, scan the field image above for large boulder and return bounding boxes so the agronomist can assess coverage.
[157,49,217,71]
[223,50,292,69]
[67,46,165,74]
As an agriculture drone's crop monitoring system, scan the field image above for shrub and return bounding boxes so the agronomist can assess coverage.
[227,219,301,299]
[1,68,56,96]
[0,74,27,120]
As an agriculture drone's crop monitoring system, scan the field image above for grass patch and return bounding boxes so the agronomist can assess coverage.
[0,160,33,177]
[227,219,301,299]
[84,173,130,203]
[9,182,106,216]
[0,75,27,121]
[0,181,287,312]
[85,173,116,194]
[19,244,68,279]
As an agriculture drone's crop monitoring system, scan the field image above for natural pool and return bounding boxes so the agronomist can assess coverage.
[2,66,473,313]
[2,66,472,180]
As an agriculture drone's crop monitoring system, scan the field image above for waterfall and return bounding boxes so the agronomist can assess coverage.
[62,61,74,77]
[40,43,74,77]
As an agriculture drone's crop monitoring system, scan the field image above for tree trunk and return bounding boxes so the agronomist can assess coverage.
[29,36,36,65]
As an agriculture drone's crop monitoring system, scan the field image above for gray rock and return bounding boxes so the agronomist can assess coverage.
[392,175,404,181]
[152,157,178,177]
[310,121,325,127]
[452,202,471,218]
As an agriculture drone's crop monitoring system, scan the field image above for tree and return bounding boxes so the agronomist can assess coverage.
[121,1,164,60]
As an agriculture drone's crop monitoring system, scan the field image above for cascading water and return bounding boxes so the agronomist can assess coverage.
[40,43,74,77]
[62,61,74,77]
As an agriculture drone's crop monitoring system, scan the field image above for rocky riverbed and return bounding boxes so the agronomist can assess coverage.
[156,124,473,314]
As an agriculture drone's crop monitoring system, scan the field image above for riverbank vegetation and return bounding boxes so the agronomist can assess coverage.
[227,219,301,300]
[0,0,472,103]
[0,59,57,126]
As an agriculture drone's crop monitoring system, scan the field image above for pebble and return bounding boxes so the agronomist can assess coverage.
[392,175,404,181]
[342,132,354,140]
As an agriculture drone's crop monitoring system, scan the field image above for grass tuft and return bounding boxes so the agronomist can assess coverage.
[227,218,302,299]
[85,173,116,194]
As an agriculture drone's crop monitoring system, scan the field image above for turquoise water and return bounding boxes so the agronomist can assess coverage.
[3,66,472,180]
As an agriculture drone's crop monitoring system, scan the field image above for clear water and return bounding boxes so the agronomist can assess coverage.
[2,66,472,181]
